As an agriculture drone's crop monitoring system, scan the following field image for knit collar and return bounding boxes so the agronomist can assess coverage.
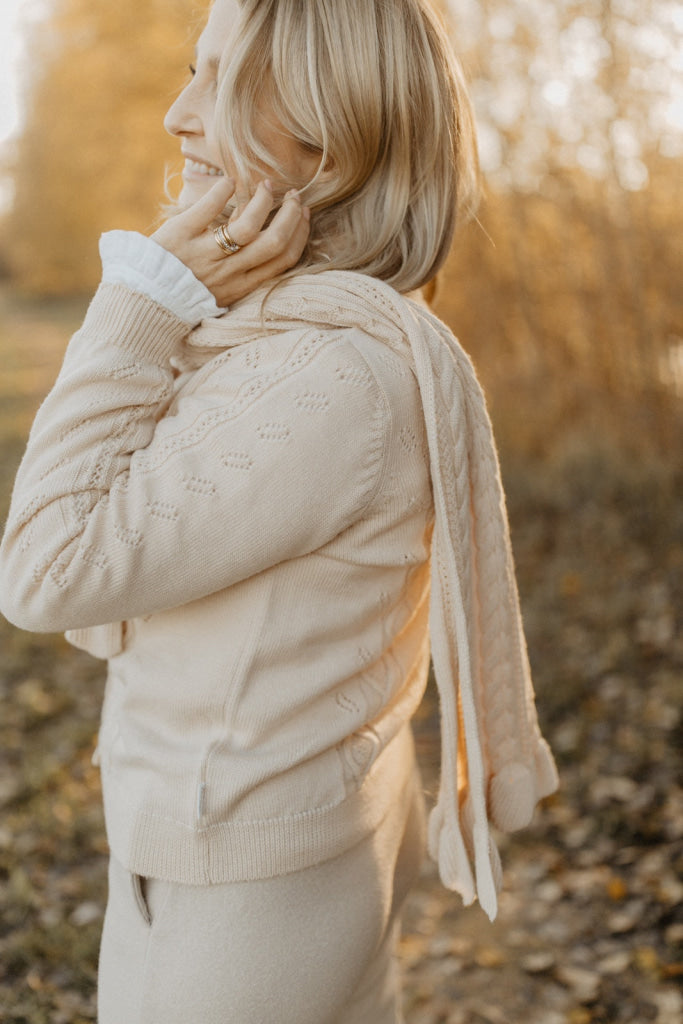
[190,270,558,919]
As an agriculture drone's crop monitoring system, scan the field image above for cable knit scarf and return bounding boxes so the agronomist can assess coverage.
[182,270,559,920]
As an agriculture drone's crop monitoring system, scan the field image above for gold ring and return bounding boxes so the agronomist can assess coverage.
[213,223,242,256]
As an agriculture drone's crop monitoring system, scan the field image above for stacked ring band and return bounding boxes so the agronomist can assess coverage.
[213,223,242,255]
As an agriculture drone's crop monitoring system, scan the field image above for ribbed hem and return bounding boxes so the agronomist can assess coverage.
[104,725,416,885]
[65,622,123,659]
[80,283,192,363]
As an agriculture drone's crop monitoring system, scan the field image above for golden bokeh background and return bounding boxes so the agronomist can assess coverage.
[1,0,681,458]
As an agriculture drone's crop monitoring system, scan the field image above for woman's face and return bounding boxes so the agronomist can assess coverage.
[164,0,317,209]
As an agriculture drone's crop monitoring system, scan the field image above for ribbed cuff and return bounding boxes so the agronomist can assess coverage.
[78,283,194,363]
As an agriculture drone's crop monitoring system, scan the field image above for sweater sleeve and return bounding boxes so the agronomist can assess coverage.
[0,285,388,633]
[99,230,226,324]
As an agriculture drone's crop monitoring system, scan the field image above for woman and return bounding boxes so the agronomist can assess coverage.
[0,1,558,1021]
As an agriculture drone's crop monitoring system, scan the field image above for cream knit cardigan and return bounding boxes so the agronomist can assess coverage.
[0,268,557,920]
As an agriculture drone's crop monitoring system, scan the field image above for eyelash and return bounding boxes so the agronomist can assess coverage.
[187,61,217,91]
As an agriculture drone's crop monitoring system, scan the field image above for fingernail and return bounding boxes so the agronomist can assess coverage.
[302,206,311,222]
[284,188,300,200]
[262,179,273,192]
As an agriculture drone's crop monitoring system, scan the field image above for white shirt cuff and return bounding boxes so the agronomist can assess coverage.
[99,230,226,324]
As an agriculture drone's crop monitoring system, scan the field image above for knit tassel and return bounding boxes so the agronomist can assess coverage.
[473,821,499,921]
[536,738,560,798]
[488,831,504,895]
[459,793,503,920]
[487,740,560,830]
[488,762,537,831]
[428,804,476,905]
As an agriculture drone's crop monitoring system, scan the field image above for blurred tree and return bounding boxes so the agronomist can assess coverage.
[4,0,209,295]
[434,163,682,457]
[436,0,683,455]
[447,0,682,190]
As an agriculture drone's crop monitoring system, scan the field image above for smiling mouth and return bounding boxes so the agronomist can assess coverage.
[184,158,225,177]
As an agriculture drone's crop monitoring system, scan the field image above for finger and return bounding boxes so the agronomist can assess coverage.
[232,191,307,266]
[266,206,310,270]
[180,176,237,234]
[208,191,306,271]
[215,213,311,305]
[225,179,278,246]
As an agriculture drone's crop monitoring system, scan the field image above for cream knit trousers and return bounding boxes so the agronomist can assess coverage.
[97,760,426,1024]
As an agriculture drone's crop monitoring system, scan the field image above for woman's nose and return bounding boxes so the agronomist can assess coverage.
[164,85,203,138]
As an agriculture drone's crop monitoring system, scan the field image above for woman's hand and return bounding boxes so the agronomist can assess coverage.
[151,178,310,307]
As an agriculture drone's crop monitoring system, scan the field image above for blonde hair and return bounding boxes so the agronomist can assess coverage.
[216,0,479,293]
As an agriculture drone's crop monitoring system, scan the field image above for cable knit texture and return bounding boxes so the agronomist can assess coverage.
[0,269,557,920]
